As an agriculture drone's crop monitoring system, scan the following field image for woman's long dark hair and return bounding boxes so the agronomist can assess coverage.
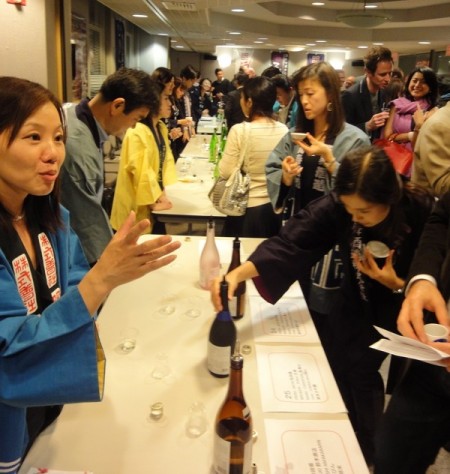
[335,146,433,245]
[291,62,345,139]
[0,76,65,234]
[404,66,439,107]
[241,76,277,121]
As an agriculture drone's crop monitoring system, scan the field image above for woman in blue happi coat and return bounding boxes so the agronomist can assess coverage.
[0,77,180,473]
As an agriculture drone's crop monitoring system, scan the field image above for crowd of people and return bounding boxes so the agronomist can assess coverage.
[1,47,450,474]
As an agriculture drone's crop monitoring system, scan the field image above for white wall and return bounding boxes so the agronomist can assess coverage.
[0,0,57,89]
[136,33,170,74]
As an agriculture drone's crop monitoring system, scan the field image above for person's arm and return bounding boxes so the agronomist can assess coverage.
[397,279,448,342]
[265,131,296,211]
[218,124,241,178]
[396,193,450,340]
[79,213,180,314]
[382,106,395,139]
[418,118,450,197]
[211,261,258,311]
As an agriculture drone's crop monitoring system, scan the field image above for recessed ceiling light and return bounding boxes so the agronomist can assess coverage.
[229,32,241,35]
[316,40,327,43]
[373,42,384,45]
[364,4,378,9]
[254,41,264,44]
[171,39,177,43]
[312,2,324,5]
[175,45,184,48]
[258,37,268,40]
[132,14,148,18]
[419,41,431,44]
[306,43,316,46]
[299,16,316,20]
[231,8,245,13]
[358,45,369,49]
[158,33,169,36]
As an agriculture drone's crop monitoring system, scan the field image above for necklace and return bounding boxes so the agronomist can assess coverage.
[12,213,25,222]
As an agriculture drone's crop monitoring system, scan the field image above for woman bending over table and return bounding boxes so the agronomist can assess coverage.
[212,146,433,466]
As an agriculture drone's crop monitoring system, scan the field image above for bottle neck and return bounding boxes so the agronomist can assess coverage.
[227,362,244,398]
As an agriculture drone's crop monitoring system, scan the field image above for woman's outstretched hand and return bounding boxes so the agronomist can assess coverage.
[80,212,181,314]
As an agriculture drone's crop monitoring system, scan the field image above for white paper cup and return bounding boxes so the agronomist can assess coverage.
[366,240,390,267]
[424,323,449,342]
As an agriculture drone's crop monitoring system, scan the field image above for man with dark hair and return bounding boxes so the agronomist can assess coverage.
[212,67,233,102]
[224,72,249,130]
[61,68,159,265]
[342,46,393,140]
[180,64,199,123]
[272,74,298,128]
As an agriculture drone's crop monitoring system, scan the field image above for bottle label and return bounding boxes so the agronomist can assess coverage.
[207,342,231,376]
[228,296,238,318]
[213,433,252,474]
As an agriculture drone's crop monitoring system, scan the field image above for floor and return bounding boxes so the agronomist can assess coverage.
[166,223,450,473]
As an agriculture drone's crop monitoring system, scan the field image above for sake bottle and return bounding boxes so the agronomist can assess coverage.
[207,277,237,378]
[209,127,218,163]
[227,238,246,320]
[199,218,221,290]
[213,341,253,474]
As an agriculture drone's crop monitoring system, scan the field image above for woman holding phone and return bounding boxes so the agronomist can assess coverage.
[265,62,369,332]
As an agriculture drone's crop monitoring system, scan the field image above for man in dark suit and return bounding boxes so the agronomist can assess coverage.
[212,68,233,103]
[374,192,450,473]
[342,46,393,141]
[224,72,249,130]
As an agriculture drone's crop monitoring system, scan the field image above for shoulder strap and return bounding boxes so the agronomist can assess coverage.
[237,121,251,169]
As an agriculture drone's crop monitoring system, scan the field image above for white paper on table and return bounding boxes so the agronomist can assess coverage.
[250,297,320,344]
[26,469,93,474]
[256,345,346,413]
[264,418,369,474]
[371,326,449,367]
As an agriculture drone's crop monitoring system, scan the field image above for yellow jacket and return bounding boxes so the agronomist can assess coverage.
[110,121,177,232]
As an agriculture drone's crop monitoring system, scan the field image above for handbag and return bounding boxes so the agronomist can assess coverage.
[208,123,251,216]
[373,138,413,177]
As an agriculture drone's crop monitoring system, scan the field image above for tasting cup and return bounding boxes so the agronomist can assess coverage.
[185,401,207,438]
[424,323,449,342]
[366,240,390,267]
[117,327,139,354]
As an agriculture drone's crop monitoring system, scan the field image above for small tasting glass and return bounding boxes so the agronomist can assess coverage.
[185,401,208,438]
[117,327,138,354]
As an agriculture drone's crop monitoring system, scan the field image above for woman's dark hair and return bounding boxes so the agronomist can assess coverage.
[142,82,164,121]
[151,67,175,87]
[404,67,439,107]
[334,146,402,205]
[0,76,64,233]
[292,62,345,139]
[241,76,276,120]
[199,78,212,89]
[180,64,198,80]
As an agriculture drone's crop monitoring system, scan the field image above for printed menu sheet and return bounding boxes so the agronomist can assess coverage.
[249,296,320,344]
[264,419,370,474]
[256,345,346,413]
[371,325,449,366]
